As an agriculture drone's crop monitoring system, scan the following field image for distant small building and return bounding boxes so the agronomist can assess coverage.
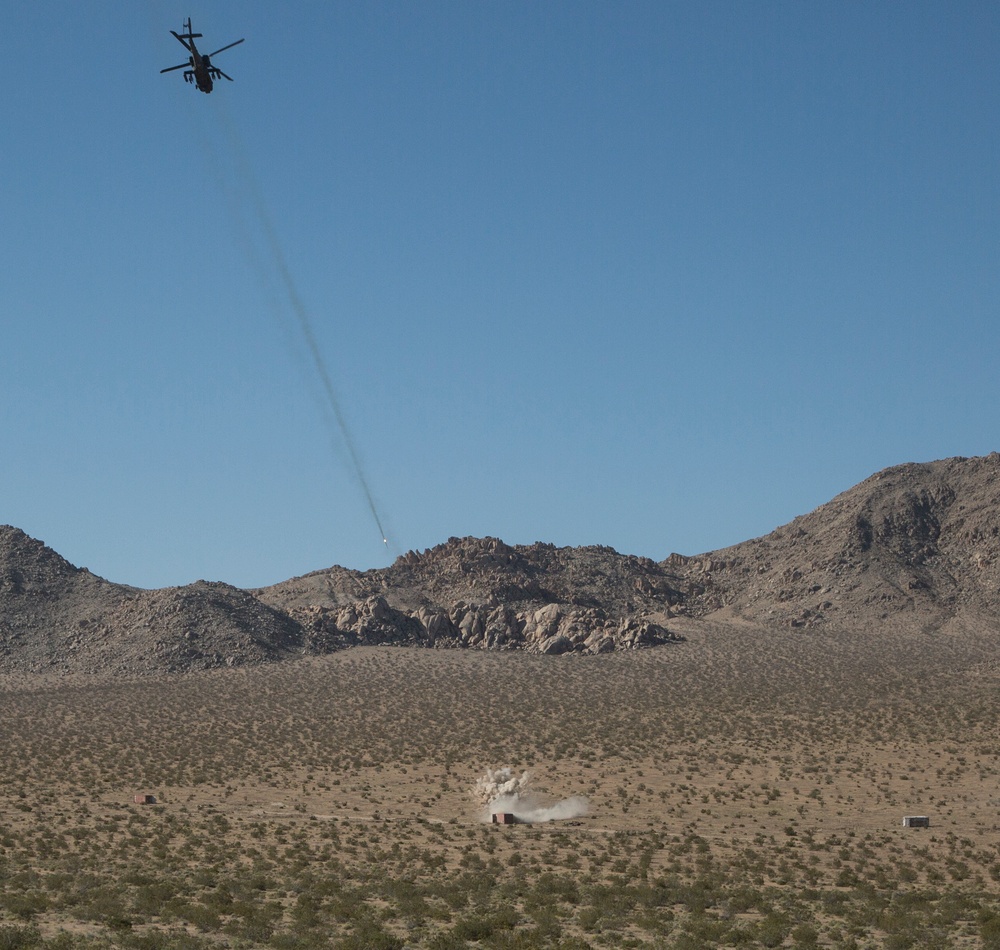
[134,794,157,805]
[492,812,516,825]
[902,815,929,828]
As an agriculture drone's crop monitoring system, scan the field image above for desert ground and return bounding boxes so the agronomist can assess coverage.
[1,619,999,949]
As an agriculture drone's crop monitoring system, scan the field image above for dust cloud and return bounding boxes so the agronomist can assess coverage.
[475,767,589,824]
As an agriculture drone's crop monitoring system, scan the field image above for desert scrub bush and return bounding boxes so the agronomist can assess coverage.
[333,919,404,950]
[790,922,820,946]
[0,891,49,922]
[449,906,519,942]
[754,910,792,948]
[117,932,218,950]
[132,880,178,917]
[0,925,42,950]
[73,886,134,929]
[161,898,221,932]
[980,912,1000,950]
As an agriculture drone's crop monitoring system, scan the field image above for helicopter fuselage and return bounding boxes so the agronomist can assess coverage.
[177,39,214,93]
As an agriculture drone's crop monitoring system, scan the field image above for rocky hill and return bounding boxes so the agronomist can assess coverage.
[678,453,1000,630]
[0,529,304,674]
[1,453,998,673]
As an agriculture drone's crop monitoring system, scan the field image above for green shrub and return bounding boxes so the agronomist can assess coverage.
[0,925,42,950]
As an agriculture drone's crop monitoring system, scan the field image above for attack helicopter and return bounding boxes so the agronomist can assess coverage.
[160,18,244,93]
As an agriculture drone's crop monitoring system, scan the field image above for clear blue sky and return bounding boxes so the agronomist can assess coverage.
[3,2,998,589]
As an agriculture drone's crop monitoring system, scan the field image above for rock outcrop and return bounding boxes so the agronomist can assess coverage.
[258,536,687,658]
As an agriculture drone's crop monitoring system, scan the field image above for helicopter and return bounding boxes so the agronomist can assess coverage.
[160,17,244,93]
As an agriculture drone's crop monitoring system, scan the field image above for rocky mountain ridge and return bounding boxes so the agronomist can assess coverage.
[2,453,998,674]
[679,453,1000,630]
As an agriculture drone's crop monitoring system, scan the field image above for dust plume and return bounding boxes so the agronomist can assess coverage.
[475,767,589,824]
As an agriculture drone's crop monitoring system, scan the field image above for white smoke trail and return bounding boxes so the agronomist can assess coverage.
[476,767,589,824]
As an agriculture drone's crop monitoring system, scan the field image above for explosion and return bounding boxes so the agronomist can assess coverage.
[475,767,532,805]
[475,767,589,824]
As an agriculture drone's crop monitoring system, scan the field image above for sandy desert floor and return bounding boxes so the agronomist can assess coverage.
[1,618,999,948]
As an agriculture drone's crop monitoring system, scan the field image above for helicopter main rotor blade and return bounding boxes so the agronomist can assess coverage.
[208,37,244,57]
[215,68,235,81]
[160,62,189,73]
[170,30,194,52]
